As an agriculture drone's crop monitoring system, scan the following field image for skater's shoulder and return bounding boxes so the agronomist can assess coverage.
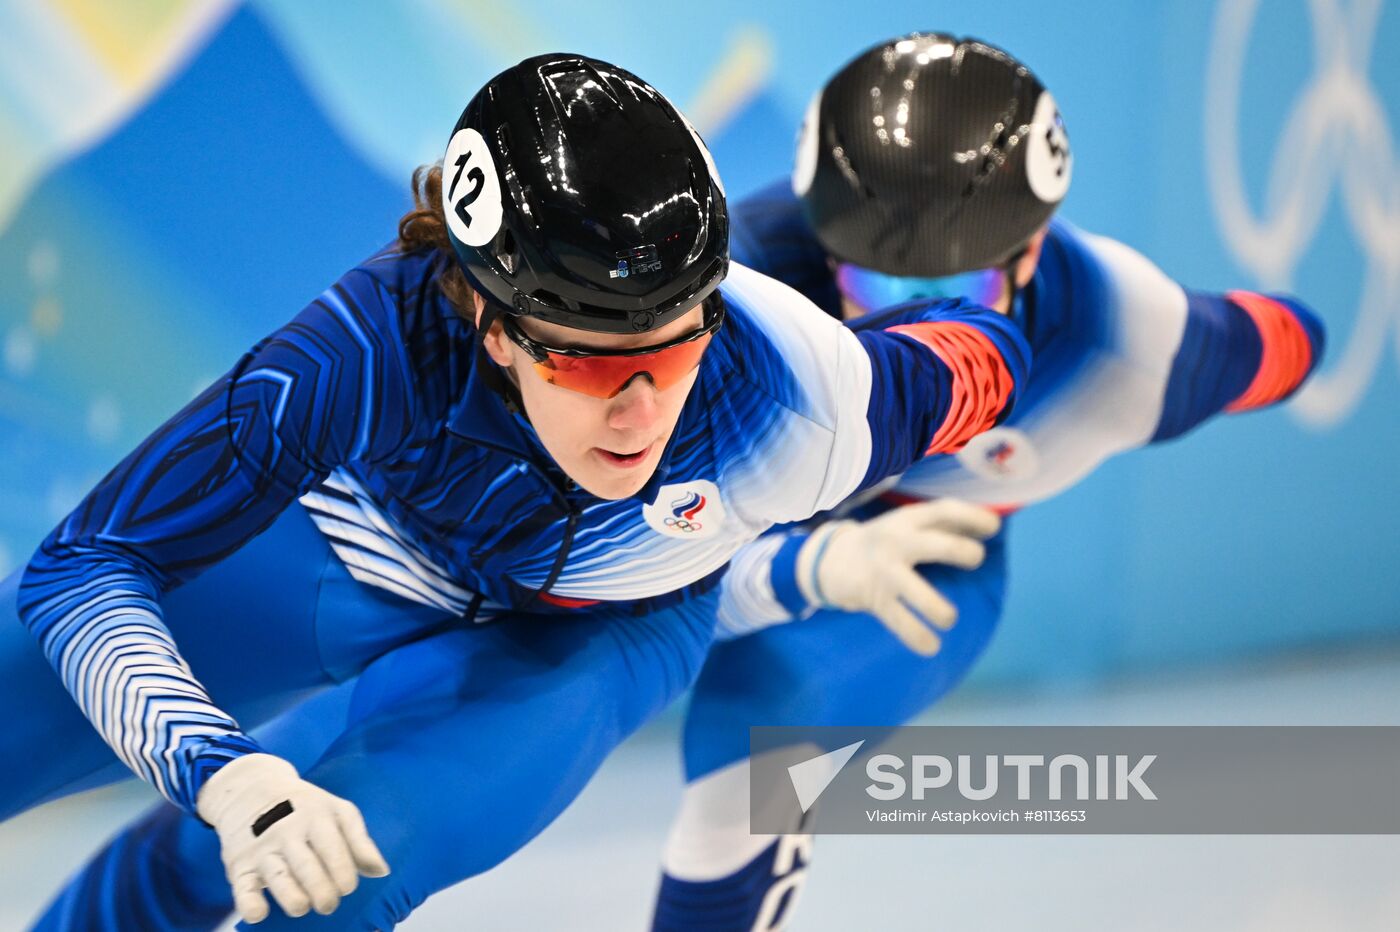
[340,245,462,316]
[708,263,862,430]
[717,262,851,353]
[293,244,475,360]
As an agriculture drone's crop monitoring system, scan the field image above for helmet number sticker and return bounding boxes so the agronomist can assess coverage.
[1025,92,1072,203]
[449,152,484,225]
[442,128,503,247]
[791,89,823,196]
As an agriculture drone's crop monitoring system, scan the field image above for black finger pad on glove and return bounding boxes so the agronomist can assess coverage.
[252,800,295,837]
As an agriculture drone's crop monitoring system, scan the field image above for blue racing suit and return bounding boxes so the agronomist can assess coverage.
[652,181,1325,931]
[10,239,1029,930]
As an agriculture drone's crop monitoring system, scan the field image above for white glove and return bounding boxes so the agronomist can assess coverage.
[196,753,390,924]
[795,499,1001,656]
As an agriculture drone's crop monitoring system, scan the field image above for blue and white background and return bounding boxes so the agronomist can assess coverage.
[0,1,1397,929]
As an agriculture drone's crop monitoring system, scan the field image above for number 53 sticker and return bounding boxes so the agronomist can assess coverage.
[442,128,504,247]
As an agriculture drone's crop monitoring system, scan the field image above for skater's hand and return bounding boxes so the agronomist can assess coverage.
[797,499,1000,655]
[196,753,390,923]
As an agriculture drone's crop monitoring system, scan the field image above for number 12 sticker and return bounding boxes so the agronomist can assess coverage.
[442,128,504,247]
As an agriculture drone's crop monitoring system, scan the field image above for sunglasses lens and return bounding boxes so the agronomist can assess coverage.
[533,333,713,398]
[836,264,1006,314]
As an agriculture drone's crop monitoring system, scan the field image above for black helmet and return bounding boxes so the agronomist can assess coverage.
[442,53,729,334]
[795,33,1071,277]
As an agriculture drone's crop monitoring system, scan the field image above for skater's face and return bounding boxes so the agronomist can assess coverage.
[479,297,709,500]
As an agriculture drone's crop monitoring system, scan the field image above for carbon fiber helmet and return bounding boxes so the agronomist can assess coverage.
[443,53,729,334]
[794,33,1071,276]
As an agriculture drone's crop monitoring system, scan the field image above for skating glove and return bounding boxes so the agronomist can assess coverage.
[196,753,390,923]
[795,499,1000,655]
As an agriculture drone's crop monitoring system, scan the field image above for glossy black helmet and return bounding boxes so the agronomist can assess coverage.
[794,33,1071,277]
[442,53,729,334]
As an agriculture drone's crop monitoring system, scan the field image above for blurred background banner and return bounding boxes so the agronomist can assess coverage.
[1,0,1396,685]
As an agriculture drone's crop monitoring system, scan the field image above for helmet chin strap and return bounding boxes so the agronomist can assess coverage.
[471,297,530,419]
[998,242,1033,317]
[1004,257,1038,336]
[475,295,506,336]
[1000,269,1019,317]
[474,342,529,419]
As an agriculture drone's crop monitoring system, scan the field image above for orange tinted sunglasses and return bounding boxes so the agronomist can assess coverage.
[500,296,724,399]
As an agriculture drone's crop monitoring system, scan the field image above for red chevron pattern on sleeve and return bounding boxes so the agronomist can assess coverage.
[1224,291,1315,413]
[886,321,1017,454]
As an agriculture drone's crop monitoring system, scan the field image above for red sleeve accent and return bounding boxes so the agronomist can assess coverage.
[1224,291,1314,413]
[537,591,602,609]
[880,490,1021,516]
[886,321,1016,454]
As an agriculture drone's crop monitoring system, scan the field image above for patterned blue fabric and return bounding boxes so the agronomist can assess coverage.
[850,295,1026,487]
[730,181,1326,509]
[15,244,1029,814]
[28,581,726,931]
[650,185,1328,932]
[1152,292,1324,442]
[652,837,805,932]
[32,805,232,932]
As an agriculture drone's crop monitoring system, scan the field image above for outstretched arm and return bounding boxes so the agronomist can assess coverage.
[1152,288,1323,442]
[716,268,1030,651]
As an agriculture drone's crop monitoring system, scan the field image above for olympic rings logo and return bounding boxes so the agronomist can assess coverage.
[658,490,708,534]
[644,482,724,540]
[1205,0,1399,427]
